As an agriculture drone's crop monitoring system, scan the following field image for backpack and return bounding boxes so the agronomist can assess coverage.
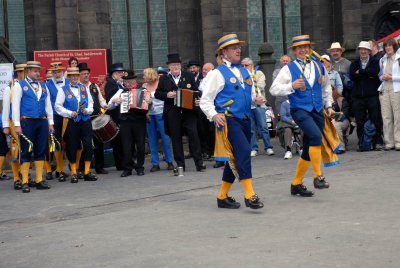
[359,120,376,152]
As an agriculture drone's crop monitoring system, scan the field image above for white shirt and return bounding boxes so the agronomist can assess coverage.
[200,60,256,121]
[12,78,54,126]
[2,84,12,127]
[107,88,124,110]
[84,81,107,108]
[169,72,181,85]
[54,83,94,118]
[269,60,333,109]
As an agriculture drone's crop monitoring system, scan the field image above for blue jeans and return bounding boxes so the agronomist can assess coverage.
[147,114,173,165]
[250,106,273,151]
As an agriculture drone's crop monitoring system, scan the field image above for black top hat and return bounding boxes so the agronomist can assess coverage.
[77,62,91,72]
[166,53,181,64]
[122,69,137,80]
[110,63,126,73]
[187,59,201,68]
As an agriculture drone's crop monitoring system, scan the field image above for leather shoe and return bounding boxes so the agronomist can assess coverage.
[137,171,145,176]
[14,180,22,190]
[291,184,314,197]
[167,162,175,170]
[28,178,36,187]
[244,194,264,209]
[196,164,206,172]
[120,170,132,177]
[84,172,98,181]
[213,161,225,168]
[22,183,30,193]
[150,165,160,172]
[314,175,330,189]
[46,172,54,180]
[56,171,68,182]
[217,196,240,209]
[77,171,84,180]
[95,168,108,174]
[36,181,51,190]
[70,174,79,183]
[336,149,345,154]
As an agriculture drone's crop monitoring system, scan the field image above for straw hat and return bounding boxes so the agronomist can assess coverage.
[15,63,27,72]
[26,61,41,69]
[49,62,65,71]
[357,41,371,50]
[327,42,345,53]
[290,35,312,48]
[66,67,80,75]
[216,34,245,53]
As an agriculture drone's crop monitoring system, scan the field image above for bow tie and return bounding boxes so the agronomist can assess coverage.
[56,81,63,84]
[30,81,38,85]
[230,63,241,68]
[296,59,311,66]
[71,85,79,88]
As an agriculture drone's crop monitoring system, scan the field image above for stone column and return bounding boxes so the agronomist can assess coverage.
[258,42,276,111]
[55,0,79,49]
[200,0,222,64]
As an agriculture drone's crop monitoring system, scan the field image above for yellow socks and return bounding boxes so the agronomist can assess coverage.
[21,162,30,184]
[76,149,83,169]
[11,161,20,182]
[217,181,233,200]
[292,157,311,185]
[84,161,91,175]
[34,161,44,183]
[241,178,255,199]
[70,162,77,175]
[0,156,5,173]
[309,145,322,177]
[54,151,64,172]
[44,161,52,173]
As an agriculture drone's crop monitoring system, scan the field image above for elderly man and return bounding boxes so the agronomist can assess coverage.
[272,55,291,115]
[349,41,383,150]
[270,35,334,197]
[201,34,264,209]
[155,53,205,172]
[241,57,274,157]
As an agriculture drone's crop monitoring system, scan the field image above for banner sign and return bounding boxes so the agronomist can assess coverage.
[34,49,108,85]
[0,63,14,100]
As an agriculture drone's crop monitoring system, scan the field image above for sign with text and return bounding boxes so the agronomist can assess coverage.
[34,49,108,85]
[0,63,14,100]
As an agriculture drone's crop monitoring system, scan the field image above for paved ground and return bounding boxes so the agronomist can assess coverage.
[0,134,399,268]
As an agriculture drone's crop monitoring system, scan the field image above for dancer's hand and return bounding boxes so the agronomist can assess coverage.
[3,127,10,135]
[213,114,226,128]
[49,125,55,134]
[14,126,22,135]
[326,107,335,118]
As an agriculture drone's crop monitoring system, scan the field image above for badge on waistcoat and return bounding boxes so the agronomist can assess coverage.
[230,77,237,84]
[187,84,191,89]
[68,94,72,99]
[82,94,86,99]
[244,78,252,86]
[42,88,47,93]
[23,86,28,91]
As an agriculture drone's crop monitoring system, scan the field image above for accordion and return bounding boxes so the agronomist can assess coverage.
[120,88,150,113]
[174,88,201,110]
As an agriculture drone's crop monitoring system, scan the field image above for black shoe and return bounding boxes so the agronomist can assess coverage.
[22,183,30,193]
[14,180,22,190]
[84,172,98,181]
[213,162,225,168]
[46,172,54,180]
[217,196,241,209]
[244,194,264,209]
[150,165,160,172]
[77,171,84,180]
[36,181,51,190]
[196,164,206,172]
[70,174,79,183]
[95,168,108,174]
[291,184,314,197]
[56,171,68,182]
[137,171,145,176]
[349,123,355,135]
[167,162,175,170]
[0,172,11,180]
[313,175,330,189]
[336,149,345,155]
[120,170,132,177]
[28,178,36,187]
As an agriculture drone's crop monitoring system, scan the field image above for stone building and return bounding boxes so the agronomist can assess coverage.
[0,0,399,72]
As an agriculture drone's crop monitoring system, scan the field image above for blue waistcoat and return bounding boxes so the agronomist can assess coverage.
[61,84,90,122]
[46,79,69,112]
[287,59,325,112]
[215,64,252,119]
[19,79,48,118]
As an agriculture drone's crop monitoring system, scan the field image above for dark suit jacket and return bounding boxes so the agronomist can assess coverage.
[105,77,122,123]
[349,57,381,99]
[155,70,199,118]
[194,73,203,90]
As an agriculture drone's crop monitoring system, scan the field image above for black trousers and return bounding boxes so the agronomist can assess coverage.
[166,108,203,168]
[64,119,93,163]
[352,96,383,145]
[120,118,146,172]
[196,109,214,156]
[111,132,124,170]
[93,136,104,169]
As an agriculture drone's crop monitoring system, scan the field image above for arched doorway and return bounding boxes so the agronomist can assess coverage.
[373,1,400,40]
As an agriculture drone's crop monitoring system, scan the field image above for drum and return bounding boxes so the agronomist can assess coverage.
[91,114,119,143]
